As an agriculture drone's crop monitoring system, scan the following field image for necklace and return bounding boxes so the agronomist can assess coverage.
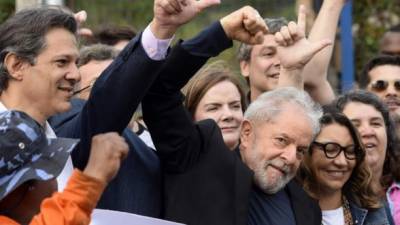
[321,196,354,225]
[342,196,354,225]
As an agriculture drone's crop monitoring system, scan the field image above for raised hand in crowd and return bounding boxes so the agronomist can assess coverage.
[276,5,332,89]
[83,133,129,184]
[302,0,347,104]
[152,0,221,38]
[74,10,93,37]
[220,6,269,44]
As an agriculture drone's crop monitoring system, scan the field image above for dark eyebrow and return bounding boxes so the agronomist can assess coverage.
[228,100,241,104]
[204,103,222,107]
[370,117,384,122]
[260,46,277,52]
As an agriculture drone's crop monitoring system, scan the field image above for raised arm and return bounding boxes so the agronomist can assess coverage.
[276,5,332,89]
[70,0,219,169]
[302,0,346,104]
[143,5,267,172]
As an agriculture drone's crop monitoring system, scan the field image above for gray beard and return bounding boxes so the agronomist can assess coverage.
[253,159,295,194]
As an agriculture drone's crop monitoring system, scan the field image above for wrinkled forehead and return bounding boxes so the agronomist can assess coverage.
[253,105,314,141]
[39,28,79,58]
[251,34,278,52]
[342,101,384,122]
[368,64,400,82]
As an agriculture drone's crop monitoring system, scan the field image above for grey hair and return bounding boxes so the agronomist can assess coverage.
[0,7,77,93]
[244,87,322,137]
[78,44,118,67]
[237,17,288,62]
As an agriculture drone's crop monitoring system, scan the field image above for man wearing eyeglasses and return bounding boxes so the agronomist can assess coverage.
[359,55,400,123]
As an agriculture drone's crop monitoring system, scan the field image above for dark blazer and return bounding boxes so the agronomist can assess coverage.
[49,34,164,216]
[143,22,322,225]
[50,98,161,216]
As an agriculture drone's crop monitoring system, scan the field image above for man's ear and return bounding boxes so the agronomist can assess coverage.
[240,120,253,150]
[3,53,28,81]
[240,60,250,78]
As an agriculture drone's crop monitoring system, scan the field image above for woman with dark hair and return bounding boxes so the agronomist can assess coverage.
[299,106,388,224]
[334,90,399,224]
[184,61,247,150]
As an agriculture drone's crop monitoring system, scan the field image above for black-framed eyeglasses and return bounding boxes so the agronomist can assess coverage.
[312,141,357,160]
[370,80,400,92]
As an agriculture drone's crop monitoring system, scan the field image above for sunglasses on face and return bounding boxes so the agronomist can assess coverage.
[369,80,400,92]
[312,141,357,160]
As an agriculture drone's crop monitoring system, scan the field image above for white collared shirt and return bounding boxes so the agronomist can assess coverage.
[141,24,174,61]
[0,101,73,191]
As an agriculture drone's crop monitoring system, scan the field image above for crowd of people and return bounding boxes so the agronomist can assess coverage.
[0,0,399,225]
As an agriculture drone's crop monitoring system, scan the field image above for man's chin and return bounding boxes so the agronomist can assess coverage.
[255,175,292,194]
[54,102,72,115]
[388,108,400,125]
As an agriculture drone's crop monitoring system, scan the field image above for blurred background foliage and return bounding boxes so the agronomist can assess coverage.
[68,0,297,74]
[0,0,14,22]
[353,0,400,78]
[1,0,400,84]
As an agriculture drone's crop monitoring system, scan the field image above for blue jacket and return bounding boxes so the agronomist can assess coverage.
[350,201,391,225]
[50,98,161,216]
[49,34,163,216]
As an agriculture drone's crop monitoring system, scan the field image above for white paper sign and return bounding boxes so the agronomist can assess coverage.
[90,209,185,225]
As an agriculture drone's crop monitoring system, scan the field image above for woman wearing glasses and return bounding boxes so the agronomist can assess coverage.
[298,106,390,225]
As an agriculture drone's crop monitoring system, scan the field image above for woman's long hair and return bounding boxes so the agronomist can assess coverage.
[298,106,381,209]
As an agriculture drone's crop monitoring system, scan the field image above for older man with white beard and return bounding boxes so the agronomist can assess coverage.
[142,4,329,225]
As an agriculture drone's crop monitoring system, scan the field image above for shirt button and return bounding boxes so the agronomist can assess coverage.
[18,142,25,150]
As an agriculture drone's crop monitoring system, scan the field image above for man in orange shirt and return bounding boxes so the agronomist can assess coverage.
[0,110,129,225]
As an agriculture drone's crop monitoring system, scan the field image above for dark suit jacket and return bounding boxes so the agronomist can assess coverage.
[49,34,164,216]
[50,98,161,216]
[143,22,322,225]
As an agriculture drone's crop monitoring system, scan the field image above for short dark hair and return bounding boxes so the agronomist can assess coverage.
[91,25,136,46]
[333,90,398,188]
[78,44,118,67]
[388,24,400,32]
[0,7,77,92]
[359,55,400,88]
[237,17,288,62]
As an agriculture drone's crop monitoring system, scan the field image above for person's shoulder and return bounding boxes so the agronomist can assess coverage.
[48,98,86,130]
[197,119,225,145]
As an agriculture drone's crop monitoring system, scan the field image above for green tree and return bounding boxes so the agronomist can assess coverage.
[353,0,400,80]
[0,0,14,24]
[67,0,296,72]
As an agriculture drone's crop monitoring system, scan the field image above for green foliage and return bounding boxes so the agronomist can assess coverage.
[3,1,397,85]
[67,0,296,73]
[353,0,400,79]
[0,0,14,23]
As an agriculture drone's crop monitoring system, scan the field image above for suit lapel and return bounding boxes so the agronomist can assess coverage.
[286,180,321,225]
[234,148,253,225]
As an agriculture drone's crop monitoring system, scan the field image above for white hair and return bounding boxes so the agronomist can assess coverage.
[244,87,322,137]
